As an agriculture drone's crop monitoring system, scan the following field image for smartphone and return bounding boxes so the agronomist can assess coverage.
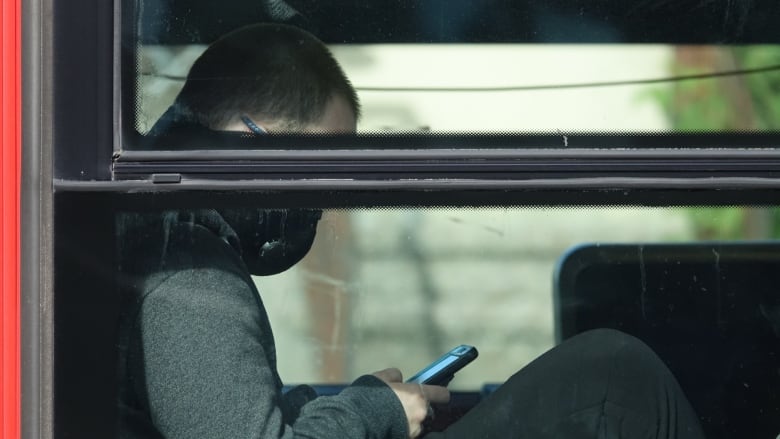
[406,345,479,386]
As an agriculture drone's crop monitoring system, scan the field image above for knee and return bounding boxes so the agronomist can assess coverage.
[567,328,663,368]
[569,327,640,347]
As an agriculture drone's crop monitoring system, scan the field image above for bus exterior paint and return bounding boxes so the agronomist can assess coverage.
[1,0,21,437]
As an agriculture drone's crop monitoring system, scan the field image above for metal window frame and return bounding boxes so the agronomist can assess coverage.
[22,0,52,437]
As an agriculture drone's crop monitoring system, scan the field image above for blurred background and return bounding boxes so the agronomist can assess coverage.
[137,44,780,134]
[256,206,780,389]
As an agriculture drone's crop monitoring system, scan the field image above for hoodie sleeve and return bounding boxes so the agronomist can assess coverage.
[133,267,408,439]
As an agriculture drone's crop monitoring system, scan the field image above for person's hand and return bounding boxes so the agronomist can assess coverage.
[372,368,451,438]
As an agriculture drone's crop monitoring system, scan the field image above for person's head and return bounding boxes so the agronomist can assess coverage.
[153,24,354,275]
[171,23,359,134]
[145,24,355,275]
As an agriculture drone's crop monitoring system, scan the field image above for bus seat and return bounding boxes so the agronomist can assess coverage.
[553,242,780,439]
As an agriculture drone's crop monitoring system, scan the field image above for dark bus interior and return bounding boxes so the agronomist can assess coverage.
[556,242,780,437]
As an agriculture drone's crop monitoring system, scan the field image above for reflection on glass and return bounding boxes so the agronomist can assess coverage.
[258,207,780,387]
[136,44,780,135]
[130,0,780,143]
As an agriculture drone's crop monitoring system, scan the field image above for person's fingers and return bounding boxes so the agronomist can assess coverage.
[420,384,451,404]
[409,422,424,439]
[379,381,450,438]
[372,367,403,383]
[386,383,430,438]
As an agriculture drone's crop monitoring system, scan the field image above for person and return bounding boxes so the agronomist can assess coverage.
[117,23,706,439]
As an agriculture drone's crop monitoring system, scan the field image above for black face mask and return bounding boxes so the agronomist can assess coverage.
[217,208,323,276]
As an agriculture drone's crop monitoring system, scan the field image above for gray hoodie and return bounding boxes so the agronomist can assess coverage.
[117,211,408,439]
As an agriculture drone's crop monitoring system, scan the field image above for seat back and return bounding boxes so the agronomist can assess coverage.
[554,242,780,439]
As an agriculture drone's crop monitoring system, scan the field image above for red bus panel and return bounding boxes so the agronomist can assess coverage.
[1,0,21,437]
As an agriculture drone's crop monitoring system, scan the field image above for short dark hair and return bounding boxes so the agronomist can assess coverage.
[172,23,360,130]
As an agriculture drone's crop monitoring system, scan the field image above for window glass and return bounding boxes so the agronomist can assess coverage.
[115,205,780,438]
[137,44,780,134]
[252,206,780,385]
[126,0,780,149]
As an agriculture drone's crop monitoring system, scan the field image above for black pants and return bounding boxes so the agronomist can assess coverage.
[426,329,706,439]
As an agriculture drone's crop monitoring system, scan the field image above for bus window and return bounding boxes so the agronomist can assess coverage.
[124,0,780,149]
[104,204,780,438]
[42,1,780,439]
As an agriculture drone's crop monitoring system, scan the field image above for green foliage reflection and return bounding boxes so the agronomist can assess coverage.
[653,46,780,239]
